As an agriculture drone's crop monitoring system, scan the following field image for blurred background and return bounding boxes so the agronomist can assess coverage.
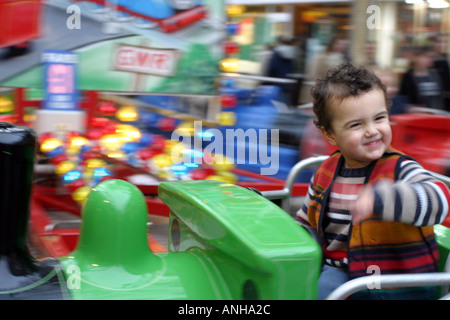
[0,0,449,185]
[223,0,450,108]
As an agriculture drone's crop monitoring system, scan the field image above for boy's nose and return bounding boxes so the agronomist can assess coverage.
[365,123,378,136]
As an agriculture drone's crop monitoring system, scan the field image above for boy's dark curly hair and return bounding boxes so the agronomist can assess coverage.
[310,63,390,132]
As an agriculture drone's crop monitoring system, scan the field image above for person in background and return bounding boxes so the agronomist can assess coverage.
[296,63,450,300]
[429,34,450,112]
[300,36,349,104]
[257,43,275,78]
[267,35,296,104]
[363,41,378,69]
[398,46,445,111]
[371,66,408,115]
[308,36,349,80]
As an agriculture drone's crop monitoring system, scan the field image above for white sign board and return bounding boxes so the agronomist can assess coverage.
[112,45,180,77]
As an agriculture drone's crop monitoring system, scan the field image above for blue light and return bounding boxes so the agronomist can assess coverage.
[181,149,204,158]
[121,141,142,153]
[197,131,214,139]
[80,144,92,153]
[93,167,112,178]
[139,132,154,145]
[46,145,65,158]
[171,164,188,175]
[63,170,82,183]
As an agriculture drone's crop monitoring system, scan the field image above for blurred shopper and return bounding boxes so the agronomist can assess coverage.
[257,43,275,77]
[371,66,408,115]
[308,36,349,80]
[363,41,378,69]
[429,34,450,112]
[300,36,349,103]
[398,46,445,111]
[267,35,296,104]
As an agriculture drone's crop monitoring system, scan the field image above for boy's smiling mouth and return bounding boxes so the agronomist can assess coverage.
[363,137,383,147]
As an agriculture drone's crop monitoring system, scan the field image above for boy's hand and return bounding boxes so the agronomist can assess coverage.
[350,185,375,223]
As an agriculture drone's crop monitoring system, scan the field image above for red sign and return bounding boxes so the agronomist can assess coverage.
[113,45,180,77]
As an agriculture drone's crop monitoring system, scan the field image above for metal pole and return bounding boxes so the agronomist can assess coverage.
[327,273,450,300]
[261,155,328,213]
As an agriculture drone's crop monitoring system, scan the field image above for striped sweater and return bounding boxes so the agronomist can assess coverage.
[320,166,366,268]
[296,149,450,281]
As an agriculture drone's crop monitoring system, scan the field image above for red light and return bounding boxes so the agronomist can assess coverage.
[221,94,237,108]
[223,41,240,55]
[98,101,117,116]
[157,117,177,131]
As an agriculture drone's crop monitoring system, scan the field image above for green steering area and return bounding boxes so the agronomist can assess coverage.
[59,179,321,299]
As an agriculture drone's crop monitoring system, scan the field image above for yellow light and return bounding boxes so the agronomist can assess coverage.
[216,111,236,126]
[206,172,237,184]
[301,10,328,23]
[211,155,235,172]
[72,186,91,203]
[166,141,188,164]
[220,58,240,73]
[68,136,90,154]
[100,134,122,151]
[227,5,245,17]
[85,158,107,169]
[55,160,76,175]
[175,121,195,136]
[41,138,63,153]
[151,154,173,169]
[115,124,141,142]
[164,139,181,153]
[23,113,36,123]
[217,171,238,184]
[105,150,126,159]
[116,105,138,122]
[0,97,14,113]
[70,136,89,148]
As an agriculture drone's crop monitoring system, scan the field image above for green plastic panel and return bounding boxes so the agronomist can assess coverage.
[58,179,321,299]
[435,224,450,272]
[159,180,322,300]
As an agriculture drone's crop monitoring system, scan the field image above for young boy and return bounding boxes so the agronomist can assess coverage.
[296,63,450,300]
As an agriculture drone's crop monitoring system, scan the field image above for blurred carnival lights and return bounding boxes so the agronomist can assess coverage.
[39,102,239,197]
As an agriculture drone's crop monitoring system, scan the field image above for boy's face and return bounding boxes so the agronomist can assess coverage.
[321,88,391,168]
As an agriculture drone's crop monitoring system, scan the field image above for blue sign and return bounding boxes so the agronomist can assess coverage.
[42,50,78,110]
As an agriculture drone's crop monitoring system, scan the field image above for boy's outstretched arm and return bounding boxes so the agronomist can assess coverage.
[352,159,450,226]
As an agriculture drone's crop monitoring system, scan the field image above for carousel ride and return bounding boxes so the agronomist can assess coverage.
[0,121,321,299]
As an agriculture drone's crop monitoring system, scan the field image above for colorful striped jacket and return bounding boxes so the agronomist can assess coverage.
[299,148,449,283]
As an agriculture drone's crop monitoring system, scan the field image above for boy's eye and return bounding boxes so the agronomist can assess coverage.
[375,112,388,121]
[349,122,361,128]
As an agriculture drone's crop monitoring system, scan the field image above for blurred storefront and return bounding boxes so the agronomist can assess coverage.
[225,0,450,73]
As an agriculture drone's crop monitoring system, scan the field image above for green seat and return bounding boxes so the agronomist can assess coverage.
[434,224,450,273]
[59,179,322,299]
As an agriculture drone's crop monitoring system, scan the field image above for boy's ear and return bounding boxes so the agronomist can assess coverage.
[320,127,337,146]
